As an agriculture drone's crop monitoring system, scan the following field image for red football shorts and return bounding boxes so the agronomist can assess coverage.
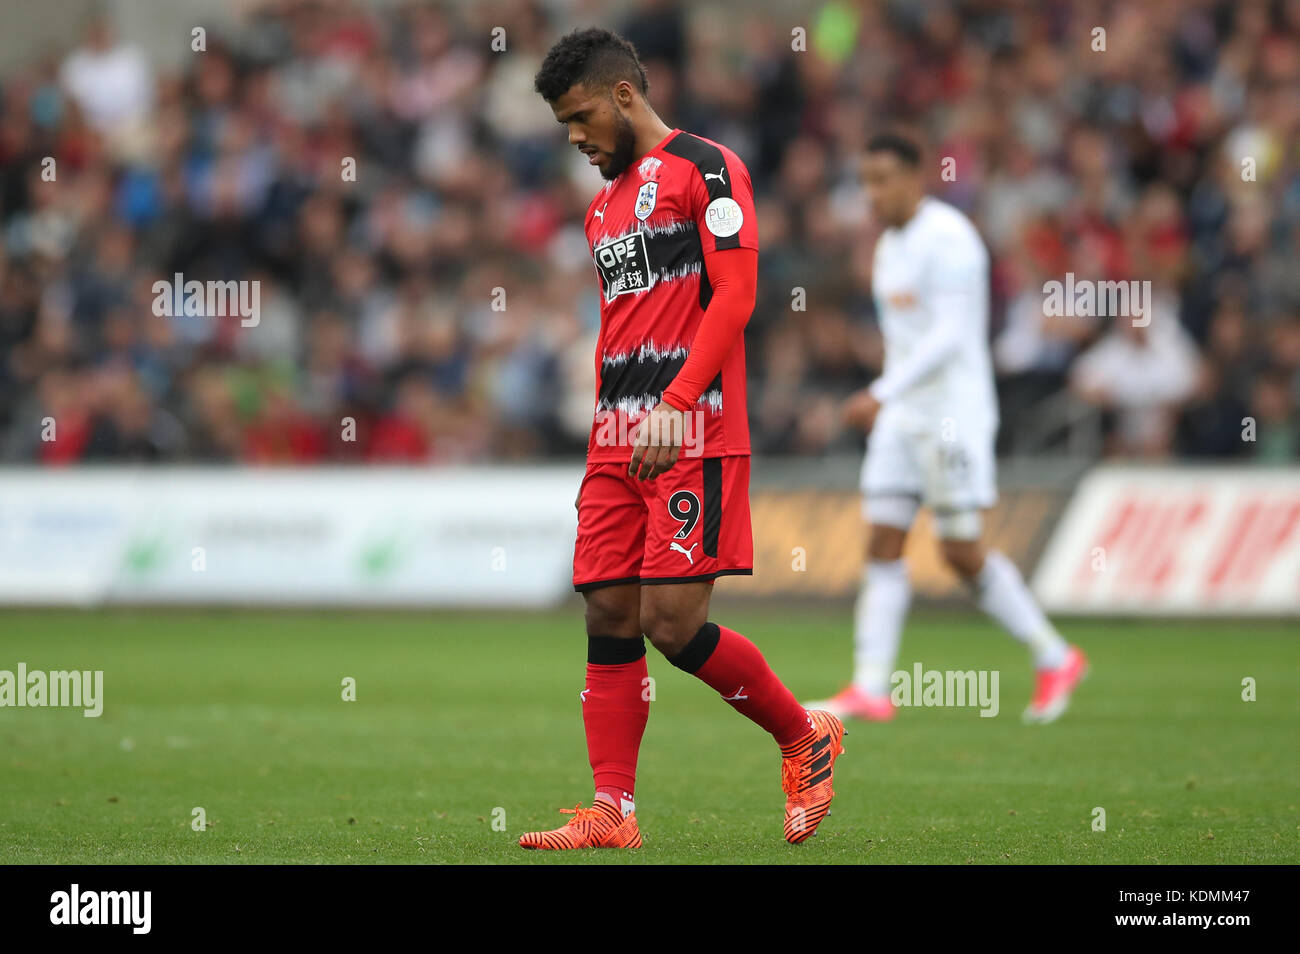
[573,455,754,591]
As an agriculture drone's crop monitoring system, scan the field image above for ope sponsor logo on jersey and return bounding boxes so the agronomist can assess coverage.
[50,884,151,934]
[593,232,652,301]
[0,663,103,717]
[1042,272,1152,327]
[890,663,1000,717]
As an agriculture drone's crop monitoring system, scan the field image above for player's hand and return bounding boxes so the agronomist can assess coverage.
[628,401,684,480]
[842,388,882,432]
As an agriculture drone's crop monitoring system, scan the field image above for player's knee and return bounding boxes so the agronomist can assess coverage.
[584,592,640,640]
[867,526,906,562]
[941,540,984,579]
[639,603,705,657]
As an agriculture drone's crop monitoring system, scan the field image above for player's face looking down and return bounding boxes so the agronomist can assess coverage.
[551,82,639,181]
[861,151,924,228]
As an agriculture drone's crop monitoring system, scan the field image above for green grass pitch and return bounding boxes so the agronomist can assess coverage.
[1,606,1296,864]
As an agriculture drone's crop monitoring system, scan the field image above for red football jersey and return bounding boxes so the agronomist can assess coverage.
[583,129,759,463]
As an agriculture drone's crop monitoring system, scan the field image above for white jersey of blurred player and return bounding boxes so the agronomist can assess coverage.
[805,137,1087,724]
[862,195,998,524]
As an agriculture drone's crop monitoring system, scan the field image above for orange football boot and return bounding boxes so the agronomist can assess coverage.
[518,799,642,850]
[781,709,846,844]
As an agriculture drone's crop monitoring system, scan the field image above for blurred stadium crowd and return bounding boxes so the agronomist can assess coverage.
[1,0,1298,465]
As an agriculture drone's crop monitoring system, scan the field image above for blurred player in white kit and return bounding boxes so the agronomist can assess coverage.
[806,133,1087,724]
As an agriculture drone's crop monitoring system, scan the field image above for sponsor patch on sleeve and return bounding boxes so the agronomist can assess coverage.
[704,197,743,237]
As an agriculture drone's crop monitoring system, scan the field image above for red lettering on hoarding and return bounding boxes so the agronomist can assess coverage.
[1205,497,1300,594]
[1142,498,1206,592]
[1076,490,1208,596]
[1075,497,1140,590]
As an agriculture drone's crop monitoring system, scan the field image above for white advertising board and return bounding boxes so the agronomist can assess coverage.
[0,468,581,607]
[1032,467,1300,615]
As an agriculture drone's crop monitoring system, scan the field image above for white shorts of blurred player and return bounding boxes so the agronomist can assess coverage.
[858,415,996,541]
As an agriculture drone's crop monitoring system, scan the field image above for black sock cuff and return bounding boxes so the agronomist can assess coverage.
[587,635,646,665]
[668,622,721,674]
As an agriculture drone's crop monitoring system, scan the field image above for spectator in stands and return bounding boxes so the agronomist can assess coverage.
[59,16,153,139]
[1070,303,1203,457]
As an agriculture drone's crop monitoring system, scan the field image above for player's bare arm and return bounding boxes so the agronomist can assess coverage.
[842,388,882,432]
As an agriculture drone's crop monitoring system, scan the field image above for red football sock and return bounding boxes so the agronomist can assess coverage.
[594,785,632,817]
[583,637,650,801]
[670,622,813,748]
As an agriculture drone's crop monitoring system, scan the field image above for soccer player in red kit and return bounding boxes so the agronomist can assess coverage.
[519,28,845,849]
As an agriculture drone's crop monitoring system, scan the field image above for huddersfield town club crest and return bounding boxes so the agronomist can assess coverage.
[635,181,658,220]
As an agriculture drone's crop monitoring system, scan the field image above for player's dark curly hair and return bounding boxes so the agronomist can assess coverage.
[534,28,649,103]
[867,132,923,167]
